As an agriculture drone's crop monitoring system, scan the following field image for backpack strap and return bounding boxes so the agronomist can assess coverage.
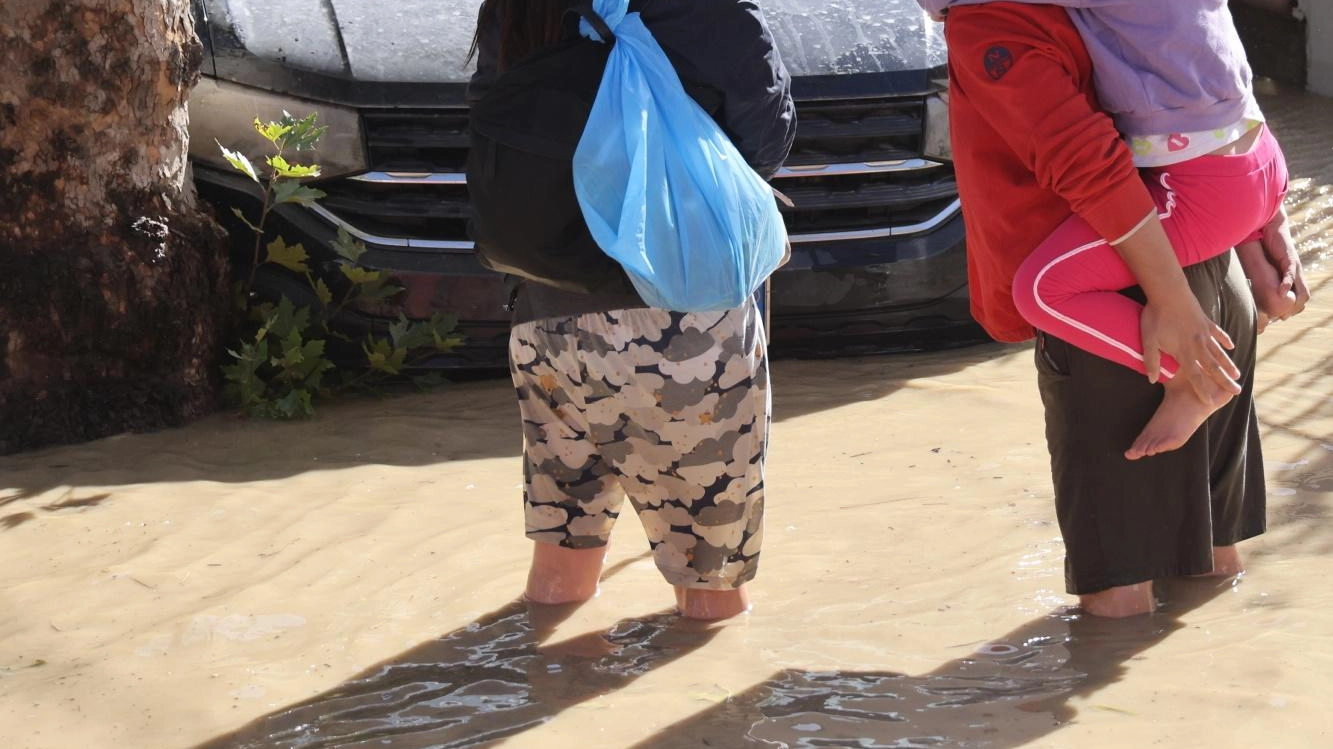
[568,3,615,43]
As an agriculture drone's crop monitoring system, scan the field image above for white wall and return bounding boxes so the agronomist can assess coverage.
[1302,0,1333,95]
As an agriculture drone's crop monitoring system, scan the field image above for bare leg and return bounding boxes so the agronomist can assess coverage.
[675,585,751,620]
[1191,545,1245,578]
[1126,373,1234,460]
[1079,581,1155,618]
[525,542,607,605]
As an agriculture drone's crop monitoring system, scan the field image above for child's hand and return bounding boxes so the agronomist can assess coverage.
[1238,206,1312,331]
[1259,207,1311,320]
[1235,239,1289,329]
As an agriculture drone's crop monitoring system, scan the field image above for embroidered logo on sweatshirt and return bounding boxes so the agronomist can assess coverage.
[984,46,1014,80]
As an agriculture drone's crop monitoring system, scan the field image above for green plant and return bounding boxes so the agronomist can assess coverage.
[218,113,462,419]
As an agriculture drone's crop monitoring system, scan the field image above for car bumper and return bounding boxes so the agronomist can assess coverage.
[771,210,984,355]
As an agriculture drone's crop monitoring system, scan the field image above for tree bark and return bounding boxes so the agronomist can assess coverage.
[0,0,229,454]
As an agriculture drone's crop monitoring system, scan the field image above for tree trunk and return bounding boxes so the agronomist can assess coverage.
[0,0,229,454]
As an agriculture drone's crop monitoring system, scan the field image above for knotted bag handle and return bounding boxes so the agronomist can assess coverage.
[568,3,616,43]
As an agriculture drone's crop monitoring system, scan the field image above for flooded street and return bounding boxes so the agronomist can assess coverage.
[1,90,1330,749]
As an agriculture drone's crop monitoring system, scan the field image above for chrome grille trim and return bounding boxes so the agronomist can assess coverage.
[774,158,943,179]
[308,203,476,251]
[787,199,961,245]
[349,171,469,185]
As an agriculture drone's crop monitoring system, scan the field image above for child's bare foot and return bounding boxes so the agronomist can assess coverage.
[1126,375,1232,460]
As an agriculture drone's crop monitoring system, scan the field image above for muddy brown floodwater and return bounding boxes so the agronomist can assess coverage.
[2,90,1330,749]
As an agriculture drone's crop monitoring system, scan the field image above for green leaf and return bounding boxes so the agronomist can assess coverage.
[434,332,465,352]
[295,339,331,378]
[271,388,315,419]
[267,155,322,179]
[387,314,413,349]
[388,315,440,351]
[314,279,334,306]
[264,237,309,273]
[276,111,327,152]
[264,296,312,340]
[425,313,464,351]
[230,206,262,234]
[340,265,382,284]
[276,329,308,372]
[359,278,403,303]
[363,337,406,375]
[254,118,293,146]
[272,180,326,206]
[332,228,367,263]
[217,141,259,182]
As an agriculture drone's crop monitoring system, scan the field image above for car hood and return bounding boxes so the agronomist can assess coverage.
[200,0,945,103]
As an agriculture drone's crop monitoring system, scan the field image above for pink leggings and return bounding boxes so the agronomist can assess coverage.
[1013,125,1287,379]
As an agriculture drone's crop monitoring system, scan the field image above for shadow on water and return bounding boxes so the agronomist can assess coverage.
[188,573,1230,749]
[630,577,1234,749]
[189,554,728,749]
[0,341,1012,500]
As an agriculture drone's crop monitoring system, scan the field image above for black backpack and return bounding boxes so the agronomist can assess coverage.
[465,6,626,294]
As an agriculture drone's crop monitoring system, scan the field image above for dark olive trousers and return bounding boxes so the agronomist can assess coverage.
[1037,249,1267,595]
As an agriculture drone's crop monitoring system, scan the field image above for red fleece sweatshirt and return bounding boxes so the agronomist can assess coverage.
[944,3,1156,342]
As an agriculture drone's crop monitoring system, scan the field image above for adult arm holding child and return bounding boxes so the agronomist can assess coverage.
[941,10,1240,399]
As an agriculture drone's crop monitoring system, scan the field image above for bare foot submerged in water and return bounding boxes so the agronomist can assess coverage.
[523,542,751,620]
[1193,545,1245,578]
[675,586,751,620]
[1080,581,1156,618]
[1080,547,1246,617]
[1125,373,1234,460]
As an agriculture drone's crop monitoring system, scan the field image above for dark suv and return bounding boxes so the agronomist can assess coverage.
[188,0,979,367]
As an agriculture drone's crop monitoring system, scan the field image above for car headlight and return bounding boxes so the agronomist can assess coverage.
[187,78,368,179]
[923,89,952,163]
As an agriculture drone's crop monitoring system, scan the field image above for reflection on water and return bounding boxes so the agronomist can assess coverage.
[632,580,1226,749]
[195,581,1228,749]
[200,600,719,749]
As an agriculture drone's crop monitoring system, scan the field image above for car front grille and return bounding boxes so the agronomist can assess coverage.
[312,96,956,251]
[311,108,475,251]
[774,97,957,241]
[364,109,471,173]
[785,98,924,166]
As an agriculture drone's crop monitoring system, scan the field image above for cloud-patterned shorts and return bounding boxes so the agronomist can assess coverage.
[509,302,770,590]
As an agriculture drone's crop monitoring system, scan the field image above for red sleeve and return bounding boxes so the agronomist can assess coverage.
[944,5,1154,243]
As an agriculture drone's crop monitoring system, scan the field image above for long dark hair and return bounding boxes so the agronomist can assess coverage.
[468,0,577,71]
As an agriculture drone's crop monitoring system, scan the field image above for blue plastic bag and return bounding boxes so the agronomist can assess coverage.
[572,0,788,312]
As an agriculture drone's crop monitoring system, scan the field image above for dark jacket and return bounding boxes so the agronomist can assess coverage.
[467,0,797,323]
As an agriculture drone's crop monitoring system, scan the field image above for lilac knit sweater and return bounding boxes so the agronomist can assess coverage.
[918,0,1258,136]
